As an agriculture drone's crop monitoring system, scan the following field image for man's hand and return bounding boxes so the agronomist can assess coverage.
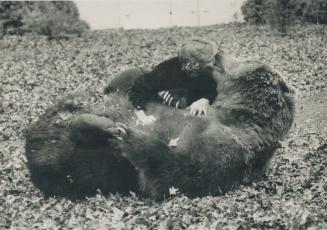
[187,98,209,116]
[135,110,157,126]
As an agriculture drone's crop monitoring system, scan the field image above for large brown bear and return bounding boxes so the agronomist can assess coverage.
[25,92,139,199]
[25,53,295,199]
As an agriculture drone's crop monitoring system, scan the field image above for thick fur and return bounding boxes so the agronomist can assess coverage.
[25,57,295,199]
[25,92,139,199]
[117,57,295,199]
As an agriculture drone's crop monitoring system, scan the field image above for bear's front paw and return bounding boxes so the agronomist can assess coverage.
[106,123,130,141]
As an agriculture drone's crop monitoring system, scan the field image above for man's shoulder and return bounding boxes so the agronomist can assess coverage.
[153,56,180,70]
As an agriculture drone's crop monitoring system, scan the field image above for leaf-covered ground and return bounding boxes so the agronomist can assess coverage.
[0,24,326,229]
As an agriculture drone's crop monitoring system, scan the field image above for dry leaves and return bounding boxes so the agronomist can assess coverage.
[0,24,326,229]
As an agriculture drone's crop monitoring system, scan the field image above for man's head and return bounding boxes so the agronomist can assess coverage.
[178,38,217,78]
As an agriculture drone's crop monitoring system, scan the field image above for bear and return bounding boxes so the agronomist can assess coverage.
[105,38,218,113]
[105,52,296,199]
[103,68,193,109]
[104,66,216,111]
[25,52,295,200]
[24,92,140,199]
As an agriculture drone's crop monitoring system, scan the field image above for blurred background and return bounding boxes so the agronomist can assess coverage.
[0,0,326,38]
[74,0,245,29]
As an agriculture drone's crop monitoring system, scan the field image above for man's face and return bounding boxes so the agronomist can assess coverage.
[182,57,215,78]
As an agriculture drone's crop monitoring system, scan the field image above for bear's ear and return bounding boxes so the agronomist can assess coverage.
[103,84,115,94]
[279,78,298,98]
[214,52,250,78]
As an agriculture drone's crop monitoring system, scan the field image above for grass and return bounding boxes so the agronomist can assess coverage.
[0,23,326,229]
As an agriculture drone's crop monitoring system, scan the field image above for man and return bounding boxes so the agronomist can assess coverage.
[127,38,219,125]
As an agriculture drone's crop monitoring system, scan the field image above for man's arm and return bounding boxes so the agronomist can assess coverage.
[157,81,218,111]
[128,56,182,111]
[128,77,158,125]
[158,88,192,108]
[195,89,218,105]
[187,74,218,107]
[128,57,184,125]
[185,71,218,116]
[128,74,157,111]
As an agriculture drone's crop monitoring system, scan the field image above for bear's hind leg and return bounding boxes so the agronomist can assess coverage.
[114,123,204,199]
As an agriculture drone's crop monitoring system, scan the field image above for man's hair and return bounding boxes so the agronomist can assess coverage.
[178,37,217,74]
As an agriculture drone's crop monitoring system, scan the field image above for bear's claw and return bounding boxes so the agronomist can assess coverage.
[115,123,129,140]
[116,123,128,130]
